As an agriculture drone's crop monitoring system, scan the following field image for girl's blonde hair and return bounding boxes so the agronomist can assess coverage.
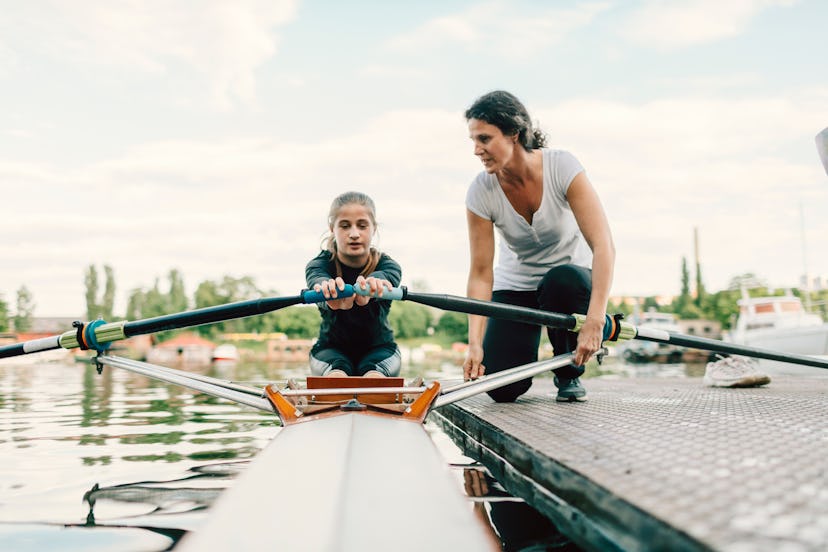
[325,191,381,278]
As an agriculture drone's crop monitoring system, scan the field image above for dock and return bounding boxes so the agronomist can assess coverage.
[432,371,828,551]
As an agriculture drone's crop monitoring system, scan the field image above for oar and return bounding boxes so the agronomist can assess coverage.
[377,288,828,371]
[0,286,369,360]
[97,356,273,412]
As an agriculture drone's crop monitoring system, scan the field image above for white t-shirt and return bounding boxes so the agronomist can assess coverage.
[465,148,593,291]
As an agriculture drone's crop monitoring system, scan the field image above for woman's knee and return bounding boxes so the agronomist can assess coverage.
[537,265,591,311]
[486,379,532,403]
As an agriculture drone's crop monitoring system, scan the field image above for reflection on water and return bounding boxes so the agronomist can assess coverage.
[460,466,580,552]
[0,358,280,551]
[0,353,704,551]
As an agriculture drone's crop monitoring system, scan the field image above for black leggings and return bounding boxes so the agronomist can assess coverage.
[483,264,592,403]
[309,343,402,377]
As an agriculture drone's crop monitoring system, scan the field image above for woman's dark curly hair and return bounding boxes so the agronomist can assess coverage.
[464,90,547,152]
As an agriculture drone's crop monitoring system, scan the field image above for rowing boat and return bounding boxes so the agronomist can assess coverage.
[89,351,577,551]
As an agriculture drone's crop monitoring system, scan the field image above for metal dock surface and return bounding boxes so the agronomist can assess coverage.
[432,374,828,552]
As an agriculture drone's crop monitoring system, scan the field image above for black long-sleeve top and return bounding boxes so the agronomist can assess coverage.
[305,250,402,356]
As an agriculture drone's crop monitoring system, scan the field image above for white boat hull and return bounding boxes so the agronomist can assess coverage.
[177,413,494,551]
[729,324,828,356]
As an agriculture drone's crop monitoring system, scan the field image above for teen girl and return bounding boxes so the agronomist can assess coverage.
[306,191,402,377]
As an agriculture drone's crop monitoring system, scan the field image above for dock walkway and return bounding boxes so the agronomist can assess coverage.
[432,374,828,551]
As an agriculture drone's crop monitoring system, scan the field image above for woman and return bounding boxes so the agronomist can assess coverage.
[306,191,402,377]
[463,91,615,402]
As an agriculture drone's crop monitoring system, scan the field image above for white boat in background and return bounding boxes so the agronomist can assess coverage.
[726,292,828,356]
[621,311,684,363]
[211,343,239,362]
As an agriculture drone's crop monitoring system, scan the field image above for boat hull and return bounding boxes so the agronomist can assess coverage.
[729,324,828,356]
[176,412,494,551]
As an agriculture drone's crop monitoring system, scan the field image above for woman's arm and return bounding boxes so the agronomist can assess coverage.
[463,209,496,380]
[567,171,616,366]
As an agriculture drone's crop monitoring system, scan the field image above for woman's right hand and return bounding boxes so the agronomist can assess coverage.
[463,344,486,381]
[313,277,356,310]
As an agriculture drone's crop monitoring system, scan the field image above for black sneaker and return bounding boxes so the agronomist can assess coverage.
[554,376,587,402]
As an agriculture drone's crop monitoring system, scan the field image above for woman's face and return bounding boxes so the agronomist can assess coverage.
[332,203,375,267]
[468,118,516,173]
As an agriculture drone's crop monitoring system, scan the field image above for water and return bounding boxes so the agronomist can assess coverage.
[0,353,705,551]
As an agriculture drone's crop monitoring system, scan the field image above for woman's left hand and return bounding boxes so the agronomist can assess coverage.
[354,276,392,306]
[574,316,605,366]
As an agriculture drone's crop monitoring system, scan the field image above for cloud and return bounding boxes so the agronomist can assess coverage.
[2,89,827,316]
[620,0,798,49]
[0,0,299,109]
[534,88,828,293]
[388,1,611,55]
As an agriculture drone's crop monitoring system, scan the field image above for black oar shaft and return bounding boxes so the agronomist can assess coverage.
[636,329,828,369]
[0,294,308,359]
[404,291,576,330]
[123,296,303,337]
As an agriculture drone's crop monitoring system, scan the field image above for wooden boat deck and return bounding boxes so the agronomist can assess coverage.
[432,372,828,552]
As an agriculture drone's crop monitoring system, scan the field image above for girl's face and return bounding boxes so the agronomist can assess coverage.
[468,118,516,174]
[332,203,375,267]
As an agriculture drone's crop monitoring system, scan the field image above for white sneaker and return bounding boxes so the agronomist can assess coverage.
[703,355,771,388]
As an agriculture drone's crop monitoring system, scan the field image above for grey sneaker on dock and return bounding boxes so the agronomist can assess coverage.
[554,376,587,402]
[703,355,771,388]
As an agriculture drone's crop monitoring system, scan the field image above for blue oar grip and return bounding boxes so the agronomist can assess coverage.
[302,285,356,304]
[352,285,404,300]
[302,284,405,303]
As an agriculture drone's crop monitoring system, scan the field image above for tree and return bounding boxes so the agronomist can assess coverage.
[706,289,741,330]
[726,273,766,292]
[84,264,117,320]
[193,275,263,335]
[84,265,99,320]
[388,301,431,338]
[695,260,706,309]
[672,257,693,318]
[13,286,35,332]
[167,269,188,313]
[269,306,321,338]
[102,265,116,320]
[125,288,145,320]
[0,294,8,332]
[435,311,467,342]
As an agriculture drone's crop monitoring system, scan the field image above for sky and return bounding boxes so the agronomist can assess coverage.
[1,0,827,318]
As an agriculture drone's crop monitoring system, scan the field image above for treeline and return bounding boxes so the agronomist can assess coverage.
[5,260,826,339]
[0,286,35,332]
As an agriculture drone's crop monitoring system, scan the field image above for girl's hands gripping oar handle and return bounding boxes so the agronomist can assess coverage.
[301,284,405,304]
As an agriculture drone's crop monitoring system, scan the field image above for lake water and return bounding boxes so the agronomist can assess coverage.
[0,353,705,551]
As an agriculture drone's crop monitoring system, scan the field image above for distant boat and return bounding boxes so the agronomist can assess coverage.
[621,311,684,363]
[212,344,239,362]
[726,292,828,356]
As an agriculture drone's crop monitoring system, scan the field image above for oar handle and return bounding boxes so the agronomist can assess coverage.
[302,285,404,303]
